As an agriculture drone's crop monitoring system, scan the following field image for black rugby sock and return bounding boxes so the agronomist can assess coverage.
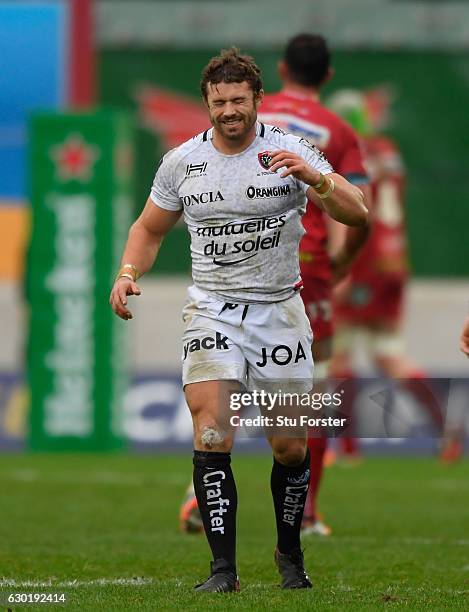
[271,448,310,554]
[193,450,237,571]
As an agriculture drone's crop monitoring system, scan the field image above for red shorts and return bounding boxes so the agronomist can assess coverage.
[334,278,404,326]
[300,275,334,342]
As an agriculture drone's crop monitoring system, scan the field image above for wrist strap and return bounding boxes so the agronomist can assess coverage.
[312,173,325,190]
[115,263,140,282]
[317,177,335,200]
[116,272,135,282]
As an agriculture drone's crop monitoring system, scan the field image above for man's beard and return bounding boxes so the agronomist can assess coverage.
[213,111,256,140]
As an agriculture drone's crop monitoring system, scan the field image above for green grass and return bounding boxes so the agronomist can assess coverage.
[0,454,468,610]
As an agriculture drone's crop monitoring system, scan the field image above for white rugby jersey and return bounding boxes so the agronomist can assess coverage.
[150,122,333,303]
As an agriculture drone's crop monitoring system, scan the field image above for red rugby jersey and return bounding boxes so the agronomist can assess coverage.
[259,89,368,281]
[350,135,408,284]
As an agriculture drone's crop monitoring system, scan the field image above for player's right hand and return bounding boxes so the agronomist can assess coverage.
[109,277,141,320]
[330,251,353,285]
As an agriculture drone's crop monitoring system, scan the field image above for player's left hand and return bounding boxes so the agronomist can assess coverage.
[268,150,322,185]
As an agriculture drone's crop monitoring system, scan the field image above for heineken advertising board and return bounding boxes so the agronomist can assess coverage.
[27,112,134,450]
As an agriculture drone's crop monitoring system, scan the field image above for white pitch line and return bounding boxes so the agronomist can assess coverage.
[2,470,186,487]
[315,536,469,546]
[0,578,154,588]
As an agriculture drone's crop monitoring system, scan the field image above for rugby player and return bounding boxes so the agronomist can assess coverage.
[180,34,370,538]
[110,48,367,593]
[328,89,450,459]
[259,34,370,535]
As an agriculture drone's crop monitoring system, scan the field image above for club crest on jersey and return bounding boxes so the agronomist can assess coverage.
[258,151,273,171]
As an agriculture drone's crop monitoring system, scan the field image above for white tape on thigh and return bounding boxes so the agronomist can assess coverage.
[369,330,405,357]
[314,360,331,381]
[333,326,359,353]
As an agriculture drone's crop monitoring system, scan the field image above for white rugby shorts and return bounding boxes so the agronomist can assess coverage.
[181,285,313,393]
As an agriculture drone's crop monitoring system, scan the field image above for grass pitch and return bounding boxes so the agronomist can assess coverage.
[0,453,468,610]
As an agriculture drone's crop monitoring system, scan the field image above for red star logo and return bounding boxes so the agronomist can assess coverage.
[50,133,100,182]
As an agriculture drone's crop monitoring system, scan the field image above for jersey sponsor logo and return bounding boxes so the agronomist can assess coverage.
[183,332,229,360]
[258,151,273,170]
[246,184,291,200]
[180,190,224,207]
[210,232,281,266]
[196,215,287,266]
[256,340,307,368]
[196,215,286,238]
[185,162,208,177]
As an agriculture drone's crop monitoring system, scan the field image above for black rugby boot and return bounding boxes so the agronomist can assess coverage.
[274,547,313,589]
[194,558,240,593]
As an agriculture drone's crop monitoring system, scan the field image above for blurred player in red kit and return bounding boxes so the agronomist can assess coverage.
[327,90,459,462]
[180,35,370,536]
[258,35,370,535]
[461,315,469,357]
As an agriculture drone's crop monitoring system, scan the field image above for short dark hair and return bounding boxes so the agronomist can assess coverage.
[200,47,263,100]
[284,34,331,87]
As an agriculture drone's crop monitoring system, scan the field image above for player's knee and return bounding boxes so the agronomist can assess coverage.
[195,423,232,452]
[198,422,223,448]
[191,409,232,450]
[272,440,307,466]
